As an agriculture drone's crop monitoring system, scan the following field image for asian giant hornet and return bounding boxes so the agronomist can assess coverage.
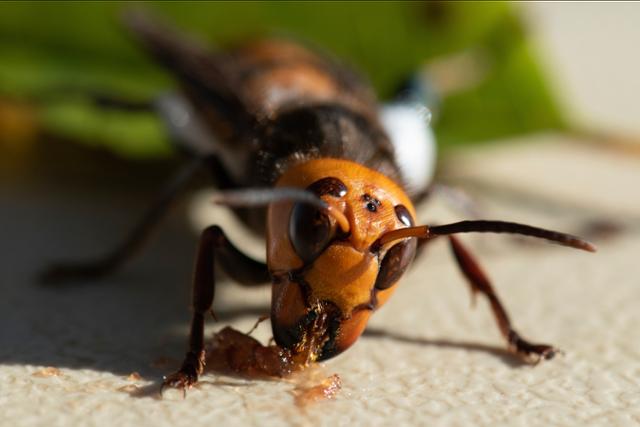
[42,10,595,392]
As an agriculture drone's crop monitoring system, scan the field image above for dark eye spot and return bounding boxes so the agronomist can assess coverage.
[375,238,417,290]
[363,194,381,213]
[308,177,347,198]
[395,205,414,227]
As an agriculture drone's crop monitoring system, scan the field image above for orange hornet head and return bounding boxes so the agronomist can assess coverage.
[267,158,418,362]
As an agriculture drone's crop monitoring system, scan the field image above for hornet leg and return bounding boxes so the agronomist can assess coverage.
[40,158,204,284]
[162,225,270,391]
[448,235,557,363]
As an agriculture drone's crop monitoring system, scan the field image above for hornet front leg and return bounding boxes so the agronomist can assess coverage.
[163,225,270,392]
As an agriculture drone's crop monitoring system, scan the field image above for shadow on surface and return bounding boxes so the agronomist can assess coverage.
[0,140,271,381]
[363,328,529,368]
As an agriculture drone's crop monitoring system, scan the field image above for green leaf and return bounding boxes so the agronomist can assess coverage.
[0,1,564,157]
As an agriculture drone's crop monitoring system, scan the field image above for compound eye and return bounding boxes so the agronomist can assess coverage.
[375,238,417,290]
[395,204,414,227]
[289,202,332,264]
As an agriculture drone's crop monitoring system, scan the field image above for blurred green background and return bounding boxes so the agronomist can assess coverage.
[0,1,563,160]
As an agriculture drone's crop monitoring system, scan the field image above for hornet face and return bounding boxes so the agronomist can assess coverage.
[267,158,418,361]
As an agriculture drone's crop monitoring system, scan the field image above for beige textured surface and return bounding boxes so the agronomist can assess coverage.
[1,135,639,426]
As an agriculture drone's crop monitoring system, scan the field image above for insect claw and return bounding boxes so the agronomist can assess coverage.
[160,364,199,397]
[507,330,559,365]
[160,378,190,397]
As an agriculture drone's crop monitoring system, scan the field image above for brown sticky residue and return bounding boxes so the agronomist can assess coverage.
[126,372,142,381]
[205,326,343,405]
[117,384,141,393]
[32,367,63,378]
[118,371,142,393]
[206,326,297,377]
[205,320,334,378]
[293,374,342,407]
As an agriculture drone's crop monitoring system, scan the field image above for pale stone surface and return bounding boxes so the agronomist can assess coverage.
[1,134,639,426]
